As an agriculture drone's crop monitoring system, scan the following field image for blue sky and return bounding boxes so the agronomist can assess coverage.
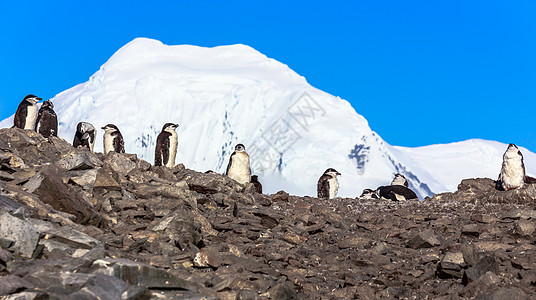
[1,1,535,151]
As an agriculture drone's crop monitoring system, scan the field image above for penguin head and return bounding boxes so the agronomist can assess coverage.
[391,173,408,186]
[504,143,523,160]
[324,168,341,177]
[102,124,120,133]
[360,188,378,199]
[23,94,42,104]
[251,175,259,182]
[41,100,54,109]
[235,144,246,152]
[162,123,179,132]
[78,122,95,134]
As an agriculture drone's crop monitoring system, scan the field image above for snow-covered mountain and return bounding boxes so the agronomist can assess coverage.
[1,38,534,198]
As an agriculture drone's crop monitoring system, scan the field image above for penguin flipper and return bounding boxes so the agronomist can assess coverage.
[114,133,125,153]
[225,151,236,175]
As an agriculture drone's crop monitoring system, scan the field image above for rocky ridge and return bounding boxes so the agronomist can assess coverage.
[0,127,535,299]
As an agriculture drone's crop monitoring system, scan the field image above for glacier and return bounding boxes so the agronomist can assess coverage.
[1,38,534,199]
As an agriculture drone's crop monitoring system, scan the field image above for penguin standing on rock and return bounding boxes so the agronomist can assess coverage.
[155,123,179,168]
[102,124,125,154]
[73,122,96,152]
[496,143,536,190]
[225,144,251,185]
[14,94,42,130]
[35,100,57,138]
[317,168,341,199]
[251,175,262,194]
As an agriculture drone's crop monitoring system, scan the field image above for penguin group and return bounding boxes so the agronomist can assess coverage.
[10,95,535,200]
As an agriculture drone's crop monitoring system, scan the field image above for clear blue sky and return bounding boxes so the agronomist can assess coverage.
[1,1,535,151]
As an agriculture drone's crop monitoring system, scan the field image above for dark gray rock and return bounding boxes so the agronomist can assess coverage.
[437,252,465,278]
[0,275,34,296]
[35,166,106,228]
[407,229,441,249]
[0,213,40,258]
[268,281,297,300]
[476,287,530,300]
[514,219,536,236]
[66,274,128,300]
[462,255,500,285]
[91,258,197,290]
[461,243,482,267]
[55,150,102,171]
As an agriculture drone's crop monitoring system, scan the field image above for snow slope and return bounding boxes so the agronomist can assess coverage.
[1,38,534,198]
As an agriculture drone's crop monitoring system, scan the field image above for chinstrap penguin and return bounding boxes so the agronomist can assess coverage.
[73,122,97,152]
[225,144,251,185]
[35,100,57,138]
[14,94,42,130]
[391,173,408,187]
[317,168,341,199]
[497,143,526,191]
[102,124,125,154]
[251,175,262,194]
[154,123,179,168]
[376,185,418,201]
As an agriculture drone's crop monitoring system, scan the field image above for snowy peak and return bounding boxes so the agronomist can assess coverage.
[101,38,307,86]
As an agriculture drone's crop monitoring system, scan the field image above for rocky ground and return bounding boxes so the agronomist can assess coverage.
[0,127,535,299]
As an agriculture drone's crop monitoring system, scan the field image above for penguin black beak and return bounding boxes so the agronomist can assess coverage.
[337,172,341,176]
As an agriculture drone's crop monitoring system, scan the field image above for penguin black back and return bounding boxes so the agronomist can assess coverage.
[35,100,58,138]
[251,175,262,194]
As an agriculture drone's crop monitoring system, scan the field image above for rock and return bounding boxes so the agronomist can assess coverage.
[0,275,34,296]
[35,166,106,228]
[66,274,128,300]
[0,171,14,181]
[437,252,465,278]
[272,191,289,202]
[461,243,482,267]
[461,271,501,298]
[268,281,297,300]
[407,229,441,249]
[514,219,536,236]
[0,213,40,258]
[55,150,102,171]
[68,169,98,189]
[471,214,498,224]
[338,236,373,249]
[461,223,481,236]
[2,291,47,300]
[92,258,196,290]
[462,255,500,285]
[476,287,530,300]
[193,247,222,268]
[93,166,122,191]
[36,225,101,253]
[102,152,138,178]
[503,209,536,220]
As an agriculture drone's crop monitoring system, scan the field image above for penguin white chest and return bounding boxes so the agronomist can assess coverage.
[25,104,38,130]
[501,155,524,190]
[166,131,178,168]
[328,176,339,199]
[228,152,251,185]
[103,132,115,154]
